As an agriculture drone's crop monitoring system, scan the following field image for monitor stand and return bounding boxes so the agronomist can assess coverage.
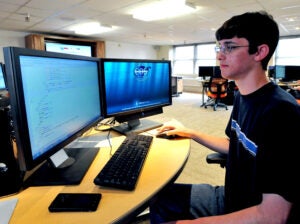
[24,147,99,186]
[112,119,162,136]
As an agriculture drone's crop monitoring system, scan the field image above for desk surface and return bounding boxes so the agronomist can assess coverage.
[277,81,300,87]
[196,77,210,82]
[0,130,190,224]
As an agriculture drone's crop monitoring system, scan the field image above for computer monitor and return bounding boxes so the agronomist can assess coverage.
[268,65,275,79]
[45,41,93,57]
[274,65,286,80]
[0,63,6,90]
[100,58,172,135]
[213,66,222,78]
[274,65,300,82]
[3,46,103,186]
[0,63,10,107]
[284,65,300,82]
[198,66,214,80]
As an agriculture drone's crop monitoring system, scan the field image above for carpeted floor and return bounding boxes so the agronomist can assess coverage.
[151,92,231,185]
[131,92,232,224]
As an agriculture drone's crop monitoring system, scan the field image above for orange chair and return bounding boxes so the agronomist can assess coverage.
[204,77,229,111]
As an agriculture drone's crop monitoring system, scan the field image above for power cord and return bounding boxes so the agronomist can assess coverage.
[106,128,113,156]
[93,118,115,156]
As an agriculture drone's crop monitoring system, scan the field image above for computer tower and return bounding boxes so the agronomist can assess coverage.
[0,105,23,196]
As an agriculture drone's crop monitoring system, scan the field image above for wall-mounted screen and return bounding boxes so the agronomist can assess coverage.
[45,41,93,57]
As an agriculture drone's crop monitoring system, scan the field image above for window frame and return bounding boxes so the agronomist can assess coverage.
[171,36,300,77]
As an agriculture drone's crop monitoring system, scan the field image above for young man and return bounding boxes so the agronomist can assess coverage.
[149,11,300,224]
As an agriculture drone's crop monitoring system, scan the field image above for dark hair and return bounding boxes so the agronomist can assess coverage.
[215,11,279,70]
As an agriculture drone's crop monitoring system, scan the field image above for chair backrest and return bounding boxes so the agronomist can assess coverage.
[207,76,228,99]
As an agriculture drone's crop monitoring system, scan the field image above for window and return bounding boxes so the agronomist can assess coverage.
[171,37,300,76]
[195,44,216,68]
[275,37,300,65]
[172,43,216,76]
[173,46,194,75]
[174,46,194,59]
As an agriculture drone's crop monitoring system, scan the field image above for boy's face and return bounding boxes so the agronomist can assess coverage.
[216,37,256,81]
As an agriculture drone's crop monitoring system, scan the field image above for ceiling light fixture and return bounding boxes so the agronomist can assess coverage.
[70,22,113,35]
[131,0,197,22]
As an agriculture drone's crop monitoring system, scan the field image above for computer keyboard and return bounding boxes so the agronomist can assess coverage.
[94,134,153,190]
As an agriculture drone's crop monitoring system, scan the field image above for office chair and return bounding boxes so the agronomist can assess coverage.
[204,76,229,111]
[286,88,300,104]
[206,152,227,168]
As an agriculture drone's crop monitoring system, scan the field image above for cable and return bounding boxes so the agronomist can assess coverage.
[106,128,113,156]
[94,118,116,131]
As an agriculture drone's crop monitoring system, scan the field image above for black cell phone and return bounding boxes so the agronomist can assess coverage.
[48,193,101,212]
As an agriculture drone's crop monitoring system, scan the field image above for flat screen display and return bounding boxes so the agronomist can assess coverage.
[284,66,300,81]
[19,56,100,160]
[4,47,103,179]
[275,65,286,80]
[0,63,6,90]
[103,60,171,116]
[198,66,214,79]
[100,58,172,135]
[45,42,92,57]
[274,65,300,81]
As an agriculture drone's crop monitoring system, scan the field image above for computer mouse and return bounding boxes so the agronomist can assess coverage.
[155,132,178,139]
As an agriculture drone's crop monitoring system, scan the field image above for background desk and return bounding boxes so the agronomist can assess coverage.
[0,132,190,224]
[277,81,300,93]
[196,78,209,106]
[278,81,300,88]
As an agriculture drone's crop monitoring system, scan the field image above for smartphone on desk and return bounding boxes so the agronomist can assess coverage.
[48,193,101,212]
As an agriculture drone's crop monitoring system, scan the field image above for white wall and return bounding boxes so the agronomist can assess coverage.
[0,30,28,62]
[105,41,158,59]
[0,29,170,62]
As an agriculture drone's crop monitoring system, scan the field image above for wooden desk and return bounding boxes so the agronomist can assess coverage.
[0,133,190,224]
[277,81,300,88]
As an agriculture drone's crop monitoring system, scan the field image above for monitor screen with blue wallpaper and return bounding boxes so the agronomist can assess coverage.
[100,58,172,135]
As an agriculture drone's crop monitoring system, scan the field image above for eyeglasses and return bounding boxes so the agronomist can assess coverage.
[215,45,249,54]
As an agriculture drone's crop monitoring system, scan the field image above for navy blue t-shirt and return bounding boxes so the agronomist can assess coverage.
[225,82,300,223]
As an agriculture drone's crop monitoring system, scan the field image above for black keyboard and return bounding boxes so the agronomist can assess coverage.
[94,134,153,190]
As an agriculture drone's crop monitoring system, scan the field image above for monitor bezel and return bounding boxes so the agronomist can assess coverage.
[4,46,103,172]
[100,58,172,120]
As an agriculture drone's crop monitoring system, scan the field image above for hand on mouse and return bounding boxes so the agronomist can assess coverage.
[156,124,192,138]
